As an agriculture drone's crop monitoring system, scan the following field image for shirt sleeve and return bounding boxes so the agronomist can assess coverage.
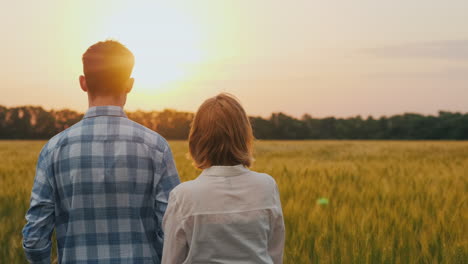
[161,191,189,264]
[22,146,55,264]
[154,143,181,259]
[269,182,285,264]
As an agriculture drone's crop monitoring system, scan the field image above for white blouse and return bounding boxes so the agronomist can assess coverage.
[162,165,285,264]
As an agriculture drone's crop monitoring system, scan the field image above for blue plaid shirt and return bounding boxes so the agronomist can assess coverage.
[22,106,180,264]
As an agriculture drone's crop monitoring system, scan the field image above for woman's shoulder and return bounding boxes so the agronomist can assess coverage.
[170,179,198,197]
[246,169,278,188]
[169,177,211,202]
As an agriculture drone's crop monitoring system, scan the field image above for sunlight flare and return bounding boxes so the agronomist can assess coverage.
[99,1,206,92]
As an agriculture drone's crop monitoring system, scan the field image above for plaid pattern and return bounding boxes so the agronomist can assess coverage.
[22,106,180,264]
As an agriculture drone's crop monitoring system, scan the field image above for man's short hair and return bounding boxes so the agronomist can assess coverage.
[82,40,135,96]
[189,93,254,169]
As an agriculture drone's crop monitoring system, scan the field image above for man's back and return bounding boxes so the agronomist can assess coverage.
[22,106,180,264]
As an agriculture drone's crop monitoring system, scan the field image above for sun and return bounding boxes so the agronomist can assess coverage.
[98,1,206,92]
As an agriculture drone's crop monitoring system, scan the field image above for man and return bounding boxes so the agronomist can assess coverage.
[22,40,180,263]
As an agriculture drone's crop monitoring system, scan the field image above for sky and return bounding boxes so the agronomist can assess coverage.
[1,0,467,118]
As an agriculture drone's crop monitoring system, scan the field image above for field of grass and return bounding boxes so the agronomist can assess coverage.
[0,140,467,263]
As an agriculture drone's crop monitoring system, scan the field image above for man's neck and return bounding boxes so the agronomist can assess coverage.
[88,95,126,108]
[88,102,124,108]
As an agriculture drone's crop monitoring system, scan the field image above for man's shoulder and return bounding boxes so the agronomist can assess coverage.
[42,120,84,153]
[33,120,84,166]
[123,118,169,152]
[44,118,169,154]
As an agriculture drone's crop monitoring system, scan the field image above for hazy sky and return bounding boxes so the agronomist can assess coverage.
[1,0,467,117]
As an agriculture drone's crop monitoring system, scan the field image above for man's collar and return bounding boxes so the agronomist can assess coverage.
[83,106,127,119]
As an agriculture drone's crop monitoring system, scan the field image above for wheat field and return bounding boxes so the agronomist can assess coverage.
[0,140,467,263]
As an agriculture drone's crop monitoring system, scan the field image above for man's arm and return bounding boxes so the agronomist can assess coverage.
[22,146,55,264]
[154,143,181,259]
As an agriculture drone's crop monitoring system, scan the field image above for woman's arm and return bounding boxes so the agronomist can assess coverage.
[154,145,181,259]
[162,191,189,264]
[268,183,285,264]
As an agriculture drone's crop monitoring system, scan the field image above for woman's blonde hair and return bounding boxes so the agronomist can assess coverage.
[189,93,254,169]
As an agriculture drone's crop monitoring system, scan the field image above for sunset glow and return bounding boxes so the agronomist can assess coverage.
[101,2,206,92]
[1,0,467,117]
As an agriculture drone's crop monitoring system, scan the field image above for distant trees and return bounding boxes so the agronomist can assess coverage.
[0,105,466,140]
[127,109,193,140]
[255,112,468,140]
[0,106,83,139]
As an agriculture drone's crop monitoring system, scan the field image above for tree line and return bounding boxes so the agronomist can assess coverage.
[0,105,467,140]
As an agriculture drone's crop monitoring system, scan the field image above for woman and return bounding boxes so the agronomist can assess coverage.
[162,93,285,264]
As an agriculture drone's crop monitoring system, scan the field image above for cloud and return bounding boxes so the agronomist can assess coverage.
[363,39,468,60]
[365,67,468,80]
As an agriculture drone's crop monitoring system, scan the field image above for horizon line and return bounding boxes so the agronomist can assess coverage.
[1,104,466,120]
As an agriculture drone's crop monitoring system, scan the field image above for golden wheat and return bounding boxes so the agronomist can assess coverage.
[0,140,467,263]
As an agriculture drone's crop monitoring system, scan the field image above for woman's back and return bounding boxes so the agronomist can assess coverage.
[162,165,284,264]
[162,93,285,263]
